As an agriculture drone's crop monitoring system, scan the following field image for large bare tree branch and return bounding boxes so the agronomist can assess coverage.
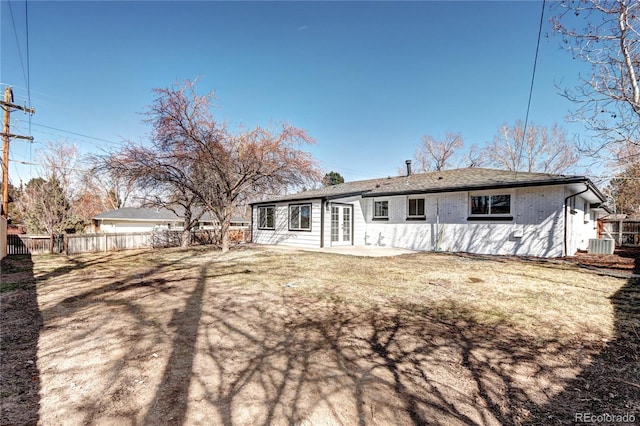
[413,132,464,172]
[483,122,579,174]
[552,0,640,159]
[100,80,321,252]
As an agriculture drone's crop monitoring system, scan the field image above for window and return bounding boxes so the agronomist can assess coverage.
[289,204,311,231]
[407,197,425,218]
[258,206,275,230]
[470,194,511,216]
[373,200,389,219]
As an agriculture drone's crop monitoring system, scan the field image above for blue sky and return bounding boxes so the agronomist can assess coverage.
[1,1,593,185]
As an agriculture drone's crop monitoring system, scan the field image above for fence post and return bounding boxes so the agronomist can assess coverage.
[618,220,623,245]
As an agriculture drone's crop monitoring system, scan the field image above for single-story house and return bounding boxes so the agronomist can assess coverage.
[250,167,609,258]
[93,207,250,233]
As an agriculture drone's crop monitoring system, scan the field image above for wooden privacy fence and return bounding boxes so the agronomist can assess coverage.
[599,219,640,247]
[7,235,52,255]
[67,232,152,254]
[6,227,251,255]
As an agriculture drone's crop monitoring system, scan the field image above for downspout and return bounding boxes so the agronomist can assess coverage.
[249,205,254,244]
[435,198,441,252]
[563,184,589,257]
[320,199,325,248]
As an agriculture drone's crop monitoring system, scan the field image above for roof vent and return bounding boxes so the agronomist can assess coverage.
[405,159,412,176]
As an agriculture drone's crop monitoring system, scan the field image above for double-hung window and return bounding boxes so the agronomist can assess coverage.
[407,197,425,219]
[289,204,311,231]
[373,200,389,220]
[258,206,275,230]
[469,193,512,219]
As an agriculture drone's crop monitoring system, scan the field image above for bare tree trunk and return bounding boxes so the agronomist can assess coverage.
[220,206,232,253]
[181,228,191,249]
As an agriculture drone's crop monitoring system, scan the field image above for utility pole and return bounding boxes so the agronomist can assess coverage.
[1,86,35,218]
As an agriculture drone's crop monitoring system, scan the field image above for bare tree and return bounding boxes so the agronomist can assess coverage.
[84,159,138,211]
[102,141,206,248]
[104,80,321,252]
[483,122,579,174]
[413,132,464,172]
[16,142,82,251]
[606,144,640,216]
[607,162,640,216]
[552,0,640,159]
[461,143,487,168]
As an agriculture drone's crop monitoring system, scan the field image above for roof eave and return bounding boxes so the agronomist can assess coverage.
[250,190,368,205]
[361,177,590,198]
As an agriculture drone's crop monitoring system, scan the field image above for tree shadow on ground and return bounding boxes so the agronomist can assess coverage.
[183,273,592,425]
[0,254,41,426]
[142,261,208,425]
[30,247,639,425]
[526,248,640,424]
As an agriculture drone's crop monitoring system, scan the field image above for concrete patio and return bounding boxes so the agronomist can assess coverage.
[303,245,418,257]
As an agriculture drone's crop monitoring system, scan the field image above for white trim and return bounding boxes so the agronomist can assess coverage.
[373,199,389,219]
[468,190,514,218]
[407,196,426,219]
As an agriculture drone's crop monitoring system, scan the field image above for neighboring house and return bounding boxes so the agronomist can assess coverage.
[250,167,609,258]
[93,207,249,233]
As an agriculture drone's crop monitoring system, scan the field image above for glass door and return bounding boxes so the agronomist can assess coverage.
[330,205,352,246]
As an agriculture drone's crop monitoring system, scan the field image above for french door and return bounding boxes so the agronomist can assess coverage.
[330,205,352,246]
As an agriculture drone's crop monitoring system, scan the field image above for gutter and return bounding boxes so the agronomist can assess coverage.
[363,177,591,198]
[249,205,254,244]
[563,184,590,257]
[249,190,368,206]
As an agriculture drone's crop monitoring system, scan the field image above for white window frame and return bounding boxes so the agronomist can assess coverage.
[407,196,425,219]
[469,191,513,217]
[257,205,275,230]
[373,199,389,220]
[289,203,312,231]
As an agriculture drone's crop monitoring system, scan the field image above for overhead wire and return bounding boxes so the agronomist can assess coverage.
[9,158,90,173]
[6,0,28,88]
[12,119,124,147]
[518,0,546,169]
[25,0,33,172]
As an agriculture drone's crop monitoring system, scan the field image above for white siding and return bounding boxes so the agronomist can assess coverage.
[360,186,567,257]
[323,196,366,247]
[252,200,322,248]
[99,222,157,233]
[97,220,184,233]
[253,184,597,258]
[565,194,599,255]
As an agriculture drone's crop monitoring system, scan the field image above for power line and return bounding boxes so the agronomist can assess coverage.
[25,0,33,172]
[519,0,546,160]
[7,0,28,88]
[16,121,123,147]
[9,158,89,172]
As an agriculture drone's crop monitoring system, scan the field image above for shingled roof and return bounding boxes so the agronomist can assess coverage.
[251,168,606,203]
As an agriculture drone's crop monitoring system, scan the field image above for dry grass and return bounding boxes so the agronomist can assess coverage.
[1,245,637,425]
[229,247,622,341]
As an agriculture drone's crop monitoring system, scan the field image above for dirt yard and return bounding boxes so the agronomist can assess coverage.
[1,245,638,425]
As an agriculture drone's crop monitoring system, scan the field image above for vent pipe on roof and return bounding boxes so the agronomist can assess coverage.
[405,159,412,176]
